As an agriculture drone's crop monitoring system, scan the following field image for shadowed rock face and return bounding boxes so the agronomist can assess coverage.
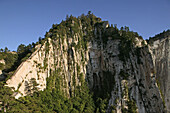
[86,38,165,113]
[150,37,170,112]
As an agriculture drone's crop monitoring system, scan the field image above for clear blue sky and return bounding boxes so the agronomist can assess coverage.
[0,0,170,51]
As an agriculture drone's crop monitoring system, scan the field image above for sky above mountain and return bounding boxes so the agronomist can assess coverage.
[0,0,170,51]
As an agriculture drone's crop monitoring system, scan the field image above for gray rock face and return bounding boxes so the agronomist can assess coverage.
[85,37,165,113]
[6,42,54,97]
[150,36,170,112]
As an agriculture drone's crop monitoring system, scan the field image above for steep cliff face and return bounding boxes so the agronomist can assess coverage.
[4,14,168,112]
[6,41,55,98]
[149,34,170,112]
[85,36,164,113]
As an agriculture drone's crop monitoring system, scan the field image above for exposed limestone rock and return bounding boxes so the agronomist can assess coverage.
[150,36,170,112]
[135,37,147,47]
[6,39,55,98]
[85,37,164,113]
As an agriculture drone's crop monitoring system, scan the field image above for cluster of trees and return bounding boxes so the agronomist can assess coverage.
[16,44,33,63]
[0,47,18,72]
[47,11,101,50]
[0,42,36,80]
[0,47,10,53]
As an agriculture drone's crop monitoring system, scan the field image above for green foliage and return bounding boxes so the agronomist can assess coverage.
[79,73,84,83]
[45,40,50,54]
[17,44,26,54]
[43,58,48,70]
[0,65,95,112]
[92,71,115,112]
[0,51,18,74]
[4,71,94,112]
[17,83,22,91]
[122,106,128,113]
[30,78,39,92]
[0,43,35,81]
[21,53,31,62]
[93,71,115,99]
[47,11,100,53]
[121,99,138,113]
[96,98,107,113]
[148,29,170,44]
[0,83,14,112]
[118,39,133,62]
[72,72,76,87]
[102,24,120,44]
[4,52,18,69]
[4,47,10,53]
[0,54,3,60]
[77,65,80,74]
[127,100,138,113]
[117,26,143,62]
[17,44,32,61]
[156,79,166,108]
[0,63,4,70]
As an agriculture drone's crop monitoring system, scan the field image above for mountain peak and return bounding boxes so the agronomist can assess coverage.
[0,13,169,113]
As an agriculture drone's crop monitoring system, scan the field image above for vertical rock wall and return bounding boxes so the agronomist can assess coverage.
[150,37,170,112]
[85,37,164,113]
[6,39,55,98]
